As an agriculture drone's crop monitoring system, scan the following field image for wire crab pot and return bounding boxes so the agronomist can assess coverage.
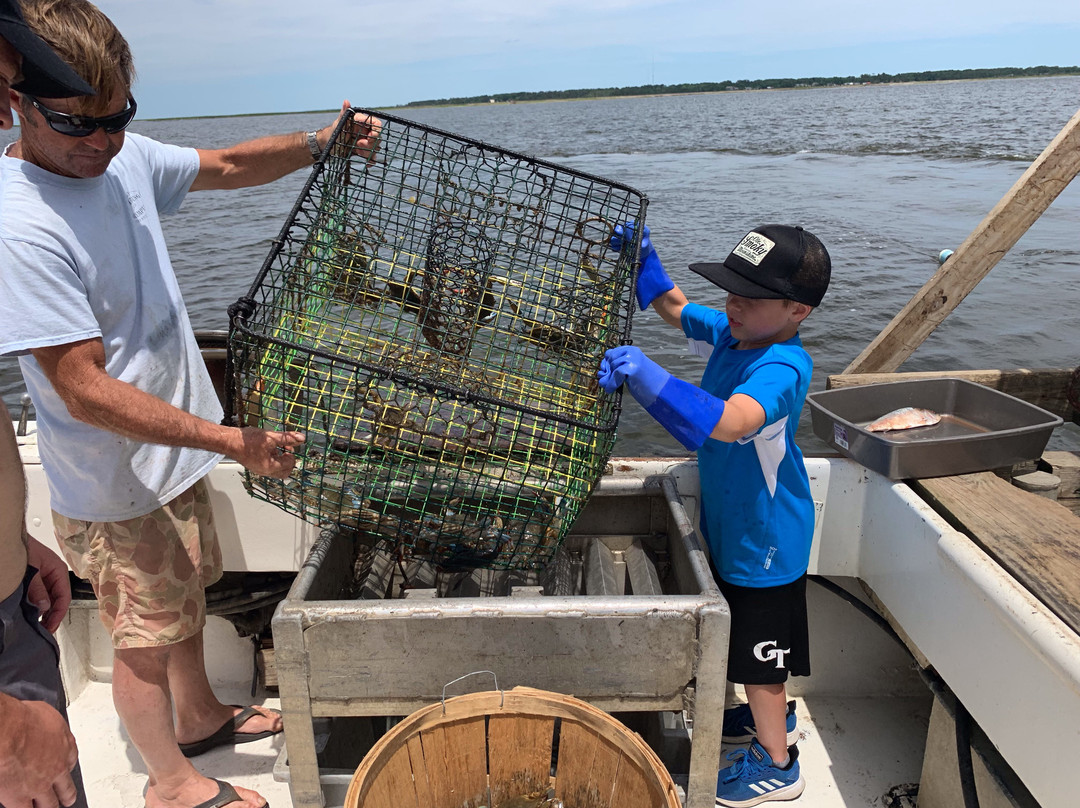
[226,108,647,570]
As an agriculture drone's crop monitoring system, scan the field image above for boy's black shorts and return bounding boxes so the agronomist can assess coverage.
[719,574,811,685]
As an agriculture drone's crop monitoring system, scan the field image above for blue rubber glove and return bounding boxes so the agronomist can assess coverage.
[598,346,726,451]
[609,222,674,311]
[597,354,623,393]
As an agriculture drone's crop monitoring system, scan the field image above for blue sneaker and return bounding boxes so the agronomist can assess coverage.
[715,739,804,807]
[722,700,799,745]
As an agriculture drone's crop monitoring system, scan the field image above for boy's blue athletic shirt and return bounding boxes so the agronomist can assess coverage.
[680,302,815,587]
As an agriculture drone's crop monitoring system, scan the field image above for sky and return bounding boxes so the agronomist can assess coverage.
[89,0,1080,120]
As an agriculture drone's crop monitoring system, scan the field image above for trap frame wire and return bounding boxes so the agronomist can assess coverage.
[226,107,647,570]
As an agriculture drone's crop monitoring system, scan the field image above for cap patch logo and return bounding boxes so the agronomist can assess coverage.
[733,232,775,267]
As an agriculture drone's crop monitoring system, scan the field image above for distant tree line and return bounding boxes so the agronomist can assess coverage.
[404,65,1080,107]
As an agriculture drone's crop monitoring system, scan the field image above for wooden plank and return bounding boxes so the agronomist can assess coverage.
[843,107,1080,375]
[912,472,1080,636]
[407,732,436,808]
[488,714,554,806]
[555,721,621,808]
[360,744,421,808]
[1059,500,1080,518]
[610,753,661,808]
[420,717,489,808]
[825,368,1076,419]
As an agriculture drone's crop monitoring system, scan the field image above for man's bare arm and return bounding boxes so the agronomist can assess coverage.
[191,100,381,192]
[31,338,303,479]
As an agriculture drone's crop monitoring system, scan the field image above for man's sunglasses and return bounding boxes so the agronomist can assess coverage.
[24,95,137,137]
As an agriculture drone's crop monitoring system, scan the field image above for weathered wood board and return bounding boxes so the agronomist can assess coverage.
[912,471,1080,637]
[826,368,1077,420]
[488,714,554,806]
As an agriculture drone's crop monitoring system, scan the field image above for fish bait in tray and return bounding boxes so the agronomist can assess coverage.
[866,407,942,432]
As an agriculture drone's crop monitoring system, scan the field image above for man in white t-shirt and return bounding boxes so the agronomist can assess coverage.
[0,3,379,808]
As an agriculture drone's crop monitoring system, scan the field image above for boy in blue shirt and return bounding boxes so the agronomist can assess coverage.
[600,223,831,806]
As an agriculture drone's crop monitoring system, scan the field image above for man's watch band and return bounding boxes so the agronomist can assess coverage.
[306,130,322,162]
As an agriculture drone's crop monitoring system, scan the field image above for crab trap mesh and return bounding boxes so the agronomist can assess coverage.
[226,108,647,570]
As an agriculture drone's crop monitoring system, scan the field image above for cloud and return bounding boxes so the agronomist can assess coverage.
[102,0,661,75]
[90,0,1080,116]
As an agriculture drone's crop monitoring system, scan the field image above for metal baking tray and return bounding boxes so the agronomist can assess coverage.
[807,378,1063,479]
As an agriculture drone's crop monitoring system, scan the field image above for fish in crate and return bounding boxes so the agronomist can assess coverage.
[226,108,647,570]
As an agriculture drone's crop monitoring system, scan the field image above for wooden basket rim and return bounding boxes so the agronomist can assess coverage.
[345,686,681,808]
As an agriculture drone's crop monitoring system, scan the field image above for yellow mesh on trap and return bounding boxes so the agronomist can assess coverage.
[227,108,647,569]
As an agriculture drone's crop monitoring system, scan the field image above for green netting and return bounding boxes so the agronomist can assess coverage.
[226,108,647,570]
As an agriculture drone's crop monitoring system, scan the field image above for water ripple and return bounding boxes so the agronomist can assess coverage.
[3,76,1078,453]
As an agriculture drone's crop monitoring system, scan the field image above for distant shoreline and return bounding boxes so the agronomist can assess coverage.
[398,66,1080,110]
[141,68,1080,121]
[393,74,1066,111]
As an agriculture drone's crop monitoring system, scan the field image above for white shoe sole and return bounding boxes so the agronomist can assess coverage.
[715,775,806,807]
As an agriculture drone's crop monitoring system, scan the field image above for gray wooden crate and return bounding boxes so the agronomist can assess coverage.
[273,472,729,808]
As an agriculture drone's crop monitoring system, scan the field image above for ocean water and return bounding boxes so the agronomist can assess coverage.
[3,76,1079,455]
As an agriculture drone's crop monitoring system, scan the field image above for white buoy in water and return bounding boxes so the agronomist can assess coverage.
[938,249,954,265]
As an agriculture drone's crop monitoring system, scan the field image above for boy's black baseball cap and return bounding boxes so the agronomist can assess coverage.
[688,224,830,307]
[0,0,94,97]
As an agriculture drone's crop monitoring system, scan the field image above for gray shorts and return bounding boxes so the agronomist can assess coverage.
[0,565,88,808]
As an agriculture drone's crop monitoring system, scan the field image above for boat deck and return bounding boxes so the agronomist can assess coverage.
[67,681,931,808]
[32,453,1080,807]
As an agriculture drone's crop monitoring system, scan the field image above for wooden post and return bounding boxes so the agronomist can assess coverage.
[843,106,1080,375]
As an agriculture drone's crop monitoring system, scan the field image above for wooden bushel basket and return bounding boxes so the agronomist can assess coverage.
[345,686,682,808]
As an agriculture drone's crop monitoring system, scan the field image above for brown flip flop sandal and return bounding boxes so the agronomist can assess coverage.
[189,778,268,808]
[178,705,281,758]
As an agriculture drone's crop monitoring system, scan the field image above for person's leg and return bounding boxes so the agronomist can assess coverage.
[715,576,809,805]
[165,481,279,744]
[112,644,192,792]
[54,482,275,808]
[744,682,789,764]
[721,574,809,755]
[170,631,281,746]
[113,645,267,808]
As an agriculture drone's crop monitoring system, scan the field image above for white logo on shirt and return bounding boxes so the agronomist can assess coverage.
[127,190,146,221]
